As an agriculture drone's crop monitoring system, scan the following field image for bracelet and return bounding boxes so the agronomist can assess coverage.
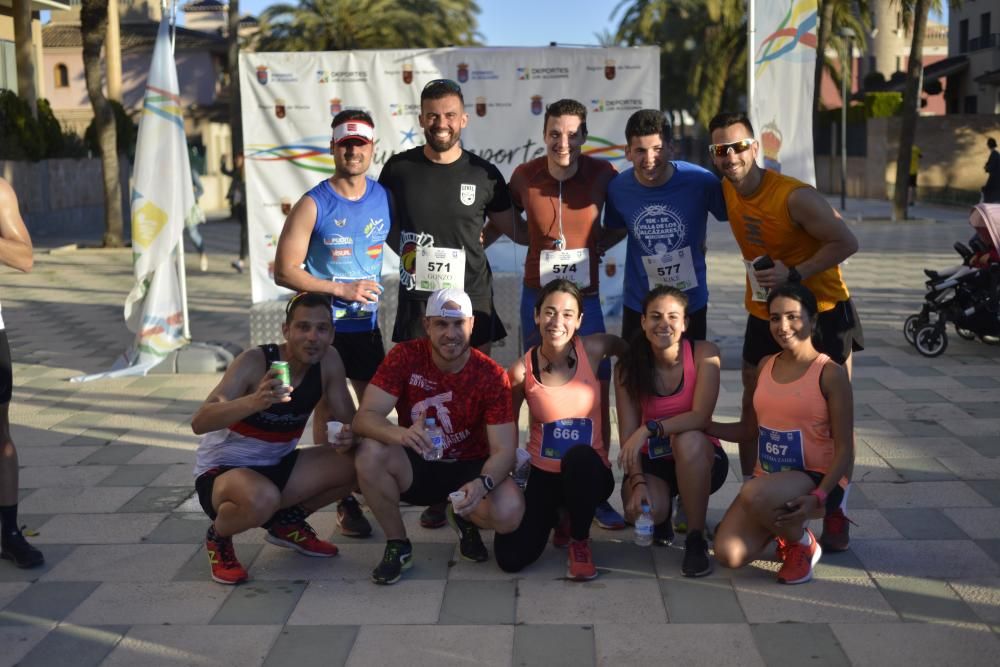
[809,487,828,504]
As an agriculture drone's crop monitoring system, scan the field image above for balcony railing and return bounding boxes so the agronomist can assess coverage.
[968,33,1000,51]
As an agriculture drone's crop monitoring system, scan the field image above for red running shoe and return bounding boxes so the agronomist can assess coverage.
[567,538,598,581]
[206,527,248,585]
[266,521,339,557]
[552,513,571,549]
[776,528,822,585]
[820,507,852,552]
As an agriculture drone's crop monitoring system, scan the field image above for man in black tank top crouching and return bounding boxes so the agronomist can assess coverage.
[191,293,362,585]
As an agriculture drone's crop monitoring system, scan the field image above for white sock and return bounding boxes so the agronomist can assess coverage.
[840,483,851,511]
[799,530,812,546]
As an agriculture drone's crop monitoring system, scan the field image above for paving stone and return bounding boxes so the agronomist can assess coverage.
[660,577,744,623]
[29,513,164,545]
[116,486,193,513]
[250,541,451,582]
[66,581,230,625]
[96,463,172,487]
[852,377,886,390]
[144,514,210,543]
[860,481,992,508]
[78,445,147,466]
[289,580,445,625]
[517,579,666,624]
[960,436,1000,458]
[17,486,141,514]
[967,481,1000,506]
[263,626,358,667]
[0,544,76,583]
[831,622,1000,666]
[882,508,969,539]
[897,366,944,377]
[861,435,978,460]
[437,580,516,625]
[16,624,128,667]
[751,623,851,667]
[18,465,116,489]
[0,582,98,627]
[150,463,195,487]
[875,575,980,625]
[888,457,957,482]
[349,624,513,667]
[956,402,1000,419]
[887,419,952,436]
[173,543,263,582]
[0,582,30,612]
[211,581,306,625]
[61,427,127,446]
[15,446,99,466]
[514,624,594,667]
[734,576,896,623]
[41,544,199,582]
[852,540,1000,578]
[948,578,1000,630]
[892,388,946,402]
[943,508,1000,539]
[102,624,281,667]
[0,625,50,666]
[938,456,1000,480]
[813,549,871,579]
[596,623,763,666]
[955,375,1000,389]
[939,418,1000,438]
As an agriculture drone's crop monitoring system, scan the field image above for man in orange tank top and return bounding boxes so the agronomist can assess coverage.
[708,112,862,552]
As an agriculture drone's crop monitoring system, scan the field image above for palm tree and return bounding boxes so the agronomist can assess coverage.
[227,0,242,171]
[80,0,123,247]
[813,0,873,112]
[254,0,481,52]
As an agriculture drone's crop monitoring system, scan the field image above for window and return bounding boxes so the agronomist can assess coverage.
[981,12,992,42]
[54,63,69,88]
[965,95,979,114]
[960,19,969,53]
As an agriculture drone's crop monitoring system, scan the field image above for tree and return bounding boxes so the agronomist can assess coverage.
[813,1,873,113]
[891,0,934,221]
[80,0,123,247]
[253,0,481,52]
[227,0,242,171]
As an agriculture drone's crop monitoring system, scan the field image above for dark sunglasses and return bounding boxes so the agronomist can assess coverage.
[708,138,756,157]
[422,78,462,94]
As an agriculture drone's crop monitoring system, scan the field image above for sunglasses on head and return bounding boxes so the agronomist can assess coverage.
[708,138,756,157]
[422,78,462,94]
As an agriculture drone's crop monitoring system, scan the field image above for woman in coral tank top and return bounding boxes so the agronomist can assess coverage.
[711,283,853,585]
[494,280,626,581]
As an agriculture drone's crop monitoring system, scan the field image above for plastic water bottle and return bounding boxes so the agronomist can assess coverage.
[634,503,654,547]
[512,448,532,490]
[423,418,445,461]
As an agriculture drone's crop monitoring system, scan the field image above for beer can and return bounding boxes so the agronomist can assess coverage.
[270,361,290,386]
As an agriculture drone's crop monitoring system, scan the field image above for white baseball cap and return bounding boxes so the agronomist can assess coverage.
[425,288,473,318]
[332,119,374,145]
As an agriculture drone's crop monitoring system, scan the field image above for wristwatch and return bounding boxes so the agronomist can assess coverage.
[787,266,802,283]
[646,420,662,437]
[478,473,495,494]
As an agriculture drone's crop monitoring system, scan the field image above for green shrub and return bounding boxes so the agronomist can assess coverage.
[84,99,138,161]
[0,90,89,160]
[864,92,903,118]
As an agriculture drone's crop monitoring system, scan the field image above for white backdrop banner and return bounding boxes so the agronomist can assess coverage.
[239,46,660,303]
[751,1,817,186]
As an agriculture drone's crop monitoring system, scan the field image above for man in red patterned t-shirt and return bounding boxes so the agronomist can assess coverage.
[354,288,524,584]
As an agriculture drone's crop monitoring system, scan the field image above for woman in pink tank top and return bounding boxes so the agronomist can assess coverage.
[614,286,727,578]
[711,284,854,585]
[494,280,626,581]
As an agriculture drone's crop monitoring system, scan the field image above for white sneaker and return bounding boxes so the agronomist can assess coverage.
[199,254,208,272]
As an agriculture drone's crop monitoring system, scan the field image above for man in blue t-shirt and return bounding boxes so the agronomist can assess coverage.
[605,110,727,343]
[275,110,393,538]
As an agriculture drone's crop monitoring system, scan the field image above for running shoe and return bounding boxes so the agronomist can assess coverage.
[774,536,790,563]
[681,530,712,577]
[820,507,852,552]
[206,526,248,585]
[266,520,339,557]
[420,502,448,529]
[446,504,489,562]
[776,529,822,585]
[673,496,688,534]
[0,531,44,569]
[371,539,413,585]
[336,496,373,537]
[199,253,208,272]
[567,538,598,581]
[593,500,626,530]
[653,520,674,547]
[231,259,245,273]
[552,512,571,549]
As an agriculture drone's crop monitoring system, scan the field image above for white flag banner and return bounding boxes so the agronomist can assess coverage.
[238,46,660,303]
[73,18,193,382]
[751,0,818,186]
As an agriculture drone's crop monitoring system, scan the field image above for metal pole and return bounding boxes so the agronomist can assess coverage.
[747,0,755,119]
[839,28,855,211]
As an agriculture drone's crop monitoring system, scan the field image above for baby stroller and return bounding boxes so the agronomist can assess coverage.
[903,203,1000,357]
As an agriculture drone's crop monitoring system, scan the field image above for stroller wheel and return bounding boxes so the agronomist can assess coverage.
[955,326,976,341]
[915,324,948,357]
[904,315,923,345]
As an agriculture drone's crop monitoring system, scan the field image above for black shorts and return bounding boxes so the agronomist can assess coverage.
[622,305,707,345]
[194,449,301,520]
[392,298,508,348]
[399,447,485,506]
[639,445,729,496]
[333,328,385,382]
[742,298,864,366]
[803,470,846,514]
[0,331,11,404]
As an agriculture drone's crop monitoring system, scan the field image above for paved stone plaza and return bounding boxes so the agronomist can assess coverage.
[1,198,999,665]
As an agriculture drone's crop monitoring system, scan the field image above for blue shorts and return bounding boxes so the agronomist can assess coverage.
[520,285,609,380]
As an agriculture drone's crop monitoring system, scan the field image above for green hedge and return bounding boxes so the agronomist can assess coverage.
[0,90,88,160]
[864,92,903,118]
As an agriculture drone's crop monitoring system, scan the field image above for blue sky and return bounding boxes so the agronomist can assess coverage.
[237,0,625,46]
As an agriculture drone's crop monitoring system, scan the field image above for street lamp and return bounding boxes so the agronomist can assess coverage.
[840,27,856,211]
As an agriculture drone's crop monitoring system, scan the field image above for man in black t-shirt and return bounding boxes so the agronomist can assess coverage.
[379,78,514,353]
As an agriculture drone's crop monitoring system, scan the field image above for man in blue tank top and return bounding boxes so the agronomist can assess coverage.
[276,110,392,538]
[191,293,363,585]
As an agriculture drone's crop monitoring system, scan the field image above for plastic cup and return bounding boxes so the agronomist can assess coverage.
[326,421,343,444]
[448,491,466,504]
